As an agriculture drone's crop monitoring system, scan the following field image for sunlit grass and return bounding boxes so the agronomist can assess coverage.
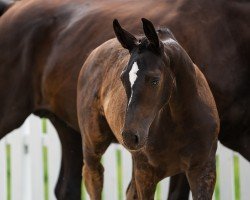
[81,181,87,200]
[234,155,240,200]
[42,119,49,200]
[155,183,161,200]
[215,155,220,200]
[116,149,123,200]
[6,144,11,200]
[43,146,49,200]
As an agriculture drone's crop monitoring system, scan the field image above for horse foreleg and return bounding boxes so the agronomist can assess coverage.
[132,154,159,200]
[126,157,138,200]
[186,157,216,200]
[50,117,83,200]
[167,173,190,200]
[80,113,113,200]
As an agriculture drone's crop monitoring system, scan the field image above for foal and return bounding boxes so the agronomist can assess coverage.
[77,19,219,200]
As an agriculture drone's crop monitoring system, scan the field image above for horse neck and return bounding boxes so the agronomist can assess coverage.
[165,44,199,123]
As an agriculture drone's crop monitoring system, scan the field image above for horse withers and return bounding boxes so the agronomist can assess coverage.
[77,18,219,200]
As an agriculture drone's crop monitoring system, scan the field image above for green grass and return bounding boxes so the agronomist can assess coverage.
[81,181,87,200]
[234,155,240,200]
[6,144,11,200]
[214,155,241,200]
[42,119,49,200]
[155,183,162,200]
[215,155,220,200]
[42,118,47,133]
[116,149,123,200]
[43,146,49,200]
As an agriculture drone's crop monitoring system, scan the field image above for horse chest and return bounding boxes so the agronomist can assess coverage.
[144,128,186,165]
[143,122,214,172]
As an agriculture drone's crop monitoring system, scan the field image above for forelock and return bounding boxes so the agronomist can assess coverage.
[137,37,163,55]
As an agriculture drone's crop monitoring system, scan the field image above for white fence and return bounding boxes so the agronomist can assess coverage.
[0,115,250,200]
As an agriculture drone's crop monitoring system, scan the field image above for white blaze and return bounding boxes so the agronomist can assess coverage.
[128,62,139,107]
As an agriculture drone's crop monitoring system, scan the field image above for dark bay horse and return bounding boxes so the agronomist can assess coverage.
[77,18,220,200]
[0,0,13,16]
[0,0,249,199]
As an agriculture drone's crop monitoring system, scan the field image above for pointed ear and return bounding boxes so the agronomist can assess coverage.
[113,19,138,52]
[141,18,159,48]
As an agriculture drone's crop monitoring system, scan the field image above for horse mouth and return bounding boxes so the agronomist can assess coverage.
[123,140,145,151]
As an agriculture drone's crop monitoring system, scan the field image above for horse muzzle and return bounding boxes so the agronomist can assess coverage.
[121,130,147,151]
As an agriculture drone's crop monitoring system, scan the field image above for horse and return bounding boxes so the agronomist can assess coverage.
[0,0,249,199]
[0,0,13,16]
[77,18,220,200]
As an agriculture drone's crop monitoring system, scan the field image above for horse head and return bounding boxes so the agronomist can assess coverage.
[113,18,175,150]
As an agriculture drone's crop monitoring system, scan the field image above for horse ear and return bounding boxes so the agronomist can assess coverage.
[113,19,138,52]
[141,18,159,48]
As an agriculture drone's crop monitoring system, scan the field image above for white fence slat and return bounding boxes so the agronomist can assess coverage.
[0,138,7,200]
[217,143,235,200]
[22,119,33,200]
[239,155,250,200]
[189,192,193,200]
[6,129,24,200]
[159,178,169,199]
[103,144,119,200]
[28,115,45,200]
[121,147,132,199]
[46,121,62,200]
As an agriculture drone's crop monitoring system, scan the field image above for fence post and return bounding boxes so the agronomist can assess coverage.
[121,147,132,200]
[6,128,25,200]
[22,120,33,200]
[103,144,119,200]
[27,115,45,200]
[159,178,170,200]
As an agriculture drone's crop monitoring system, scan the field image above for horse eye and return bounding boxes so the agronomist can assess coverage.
[151,79,159,86]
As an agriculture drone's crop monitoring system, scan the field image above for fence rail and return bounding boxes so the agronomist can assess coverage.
[0,115,250,200]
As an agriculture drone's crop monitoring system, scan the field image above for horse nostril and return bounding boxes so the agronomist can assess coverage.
[122,130,140,150]
[133,134,139,145]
